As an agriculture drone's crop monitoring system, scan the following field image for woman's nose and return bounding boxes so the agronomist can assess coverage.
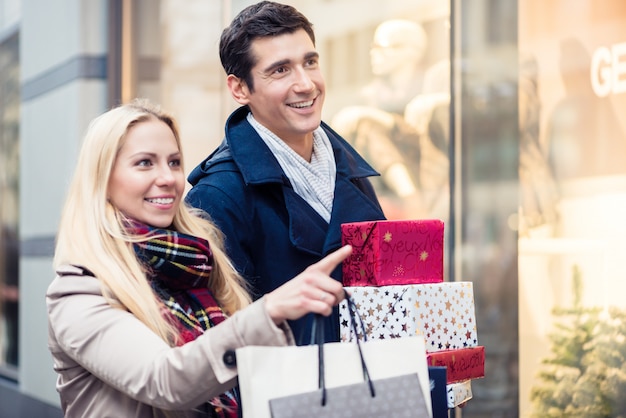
[155,164,176,185]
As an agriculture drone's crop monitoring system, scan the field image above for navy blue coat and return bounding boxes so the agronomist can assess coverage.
[186,106,386,344]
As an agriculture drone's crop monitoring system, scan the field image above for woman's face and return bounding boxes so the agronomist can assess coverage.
[108,118,184,228]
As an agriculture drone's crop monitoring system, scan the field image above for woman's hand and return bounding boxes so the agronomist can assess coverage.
[264,245,352,324]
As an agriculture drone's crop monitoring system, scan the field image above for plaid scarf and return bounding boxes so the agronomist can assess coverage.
[130,222,239,418]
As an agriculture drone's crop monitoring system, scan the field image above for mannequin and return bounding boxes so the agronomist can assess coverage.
[332,19,449,218]
[364,19,428,113]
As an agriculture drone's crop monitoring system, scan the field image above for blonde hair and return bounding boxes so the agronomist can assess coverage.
[53,98,251,345]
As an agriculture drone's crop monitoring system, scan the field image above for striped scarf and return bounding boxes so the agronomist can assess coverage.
[130,222,239,418]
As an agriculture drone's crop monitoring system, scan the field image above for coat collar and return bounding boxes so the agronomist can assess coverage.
[194,106,385,257]
[225,107,384,255]
[225,106,380,186]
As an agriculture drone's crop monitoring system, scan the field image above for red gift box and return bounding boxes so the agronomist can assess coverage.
[341,219,444,286]
[427,346,485,384]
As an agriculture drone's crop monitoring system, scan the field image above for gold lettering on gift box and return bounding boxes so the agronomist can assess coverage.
[341,220,444,285]
[380,231,441,278]
[427,347,485,382]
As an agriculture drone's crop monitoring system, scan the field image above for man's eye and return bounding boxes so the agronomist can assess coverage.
[274,66,287,74]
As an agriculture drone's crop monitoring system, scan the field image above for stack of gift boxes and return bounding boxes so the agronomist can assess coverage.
[338,219,484,411]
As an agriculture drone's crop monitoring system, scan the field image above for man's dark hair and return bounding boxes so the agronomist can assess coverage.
[219,1,316,92]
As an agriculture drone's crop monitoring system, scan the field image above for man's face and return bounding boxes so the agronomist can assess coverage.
[231,29,325,146]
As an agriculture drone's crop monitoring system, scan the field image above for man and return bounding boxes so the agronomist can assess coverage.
[186,1,385,344]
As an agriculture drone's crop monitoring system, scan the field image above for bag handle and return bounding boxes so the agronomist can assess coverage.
[315,290,376,406]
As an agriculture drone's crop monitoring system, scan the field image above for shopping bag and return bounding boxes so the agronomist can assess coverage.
[269,372,427,417]
[428,366,449,418]
[236,292,432,418]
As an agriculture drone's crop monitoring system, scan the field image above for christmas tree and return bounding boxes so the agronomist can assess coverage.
[530,265,626,417]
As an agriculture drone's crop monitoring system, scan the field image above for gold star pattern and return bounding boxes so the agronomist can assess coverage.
[420,251,429,261]
[383,231,393,242]
[338,283,479,351]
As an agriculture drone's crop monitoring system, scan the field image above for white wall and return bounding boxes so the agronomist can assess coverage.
[0,0,19,31]
[19,0,108,405]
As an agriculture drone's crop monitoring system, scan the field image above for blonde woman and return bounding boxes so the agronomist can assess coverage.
[47,99,350,417]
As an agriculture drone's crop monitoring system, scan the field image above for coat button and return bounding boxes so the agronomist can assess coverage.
[223,350,236,367]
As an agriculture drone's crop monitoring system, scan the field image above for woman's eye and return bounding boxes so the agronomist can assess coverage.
[169,159,181,167]
[137,159,152,167]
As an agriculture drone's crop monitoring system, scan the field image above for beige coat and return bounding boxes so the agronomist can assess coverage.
[46,265,294,417]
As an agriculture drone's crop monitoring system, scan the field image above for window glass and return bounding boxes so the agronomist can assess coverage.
[519,1,626,416]
[453,1,520,416]
[321,3,451,227]
[132,0,517,411]
[130,0,455,388]
[0,31,19,373]
[132,1,451,215]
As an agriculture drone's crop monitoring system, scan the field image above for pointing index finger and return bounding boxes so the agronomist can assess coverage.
[313,245,352,275]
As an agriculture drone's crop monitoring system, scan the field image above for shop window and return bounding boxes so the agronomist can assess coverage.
[323,3,451,226]
[519,1,626,415]
[455,0,520,415]
[123,0,452,214]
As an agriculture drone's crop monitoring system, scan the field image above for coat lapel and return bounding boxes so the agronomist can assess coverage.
[285,176,386,256]
[225,107,385,257]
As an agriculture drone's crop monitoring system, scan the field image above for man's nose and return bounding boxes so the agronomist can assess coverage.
[293,67,315,92]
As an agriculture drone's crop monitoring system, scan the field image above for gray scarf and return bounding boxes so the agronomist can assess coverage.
[248,113,336,222]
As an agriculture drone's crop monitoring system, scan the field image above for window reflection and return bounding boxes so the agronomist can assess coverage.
[519,1,626,415]
[455,1,520,415]
[328,14,450,222]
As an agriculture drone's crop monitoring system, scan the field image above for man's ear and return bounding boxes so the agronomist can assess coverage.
[227,75,250,105]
